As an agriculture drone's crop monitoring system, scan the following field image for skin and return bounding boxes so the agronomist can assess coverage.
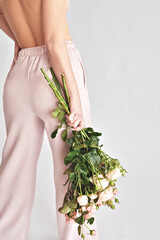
[0,0,85,131]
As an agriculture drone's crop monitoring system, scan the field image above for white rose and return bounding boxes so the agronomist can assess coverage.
[106,167,122,180]
[77,195,88,206]
[98,188,113,202]
[96,178,109,191]
[89,193,98,200]
[90,174,109,191]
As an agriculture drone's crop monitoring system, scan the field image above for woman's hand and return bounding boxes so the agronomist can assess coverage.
[65,96,85,131]
[10,41,20,70]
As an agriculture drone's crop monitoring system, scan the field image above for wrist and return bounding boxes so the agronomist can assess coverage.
[69,91,81,102]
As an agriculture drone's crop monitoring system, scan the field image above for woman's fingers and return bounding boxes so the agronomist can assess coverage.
[72,118,81,128]
[65,113,75,123]
[73,120,83,131]
[65,113,84,131]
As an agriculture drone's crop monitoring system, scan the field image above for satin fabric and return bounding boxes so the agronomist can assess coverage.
[0,40,99,240]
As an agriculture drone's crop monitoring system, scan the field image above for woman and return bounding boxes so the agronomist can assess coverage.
[0,0,99,239]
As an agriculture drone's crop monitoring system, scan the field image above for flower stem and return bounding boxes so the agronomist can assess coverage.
[81,129,90,140]
[87,155,104,190]
[83,222,91,231]
[40,68,70,115]
[61,73,70,105]
[49,67,62,96]
[78,172,82,195]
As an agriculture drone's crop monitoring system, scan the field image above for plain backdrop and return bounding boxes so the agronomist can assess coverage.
[0,1,160,240]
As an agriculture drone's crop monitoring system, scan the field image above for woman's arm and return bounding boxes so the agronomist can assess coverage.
[42,0,85,130]
[0,12,16,41]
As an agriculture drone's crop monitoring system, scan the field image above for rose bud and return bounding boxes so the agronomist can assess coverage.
[113,188,118,195]
[115,198,120,203]
[111,204,115,209]
[90,230,96,236]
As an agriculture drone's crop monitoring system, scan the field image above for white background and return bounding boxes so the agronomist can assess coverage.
[0,0,160,240]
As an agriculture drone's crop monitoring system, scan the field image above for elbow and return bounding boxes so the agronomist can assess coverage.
[45,40,54,52]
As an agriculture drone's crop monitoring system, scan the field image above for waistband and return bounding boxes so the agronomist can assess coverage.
[18,40,76,57]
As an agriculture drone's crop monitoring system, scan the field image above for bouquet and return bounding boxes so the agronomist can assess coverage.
[40,67,127,239]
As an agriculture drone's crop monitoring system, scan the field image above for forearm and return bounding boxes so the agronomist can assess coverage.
[46,41,81,101]
[0,13,16,41]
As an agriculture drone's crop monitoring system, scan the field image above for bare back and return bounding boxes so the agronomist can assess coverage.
[0,0,71,48]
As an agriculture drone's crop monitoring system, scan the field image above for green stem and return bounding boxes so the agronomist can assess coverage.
[74,143,87,150]
[80,131,85,141]
[40,68,70,115]
[83,222,91,231]
[87,155,104,190]
[81,129,90,140]
[81,223,85,239]
[74,178,79,200]
[78,172,82,195]
[50,67,62,96]
[61,73,70,105]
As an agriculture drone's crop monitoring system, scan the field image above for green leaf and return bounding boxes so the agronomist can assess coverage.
[85,135,99,147]
[62,129,67,141]
[58,203,71,214]
[74,163,88,175]
[63,177,69,186]
[65,138,74,145]
[80,163,89,174]
[74,164,81,173]
[71,182,77,190]
[85,148,101,165]
[59,119,65,128]
[93,197,99,203]
[51,108,61,118]
[63,167,74,175]
[91,131,102,136]
[64,150,79,165]
[75,215,85,225]
[67,199,77,209]
[78,225,81,235]
[90,135,100,146]
[85,127,94,133]
[58,111,65,121]
[69,172,75,182]
[81,175,89,185]
[51,128,58,138]
[87,217,95,225]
